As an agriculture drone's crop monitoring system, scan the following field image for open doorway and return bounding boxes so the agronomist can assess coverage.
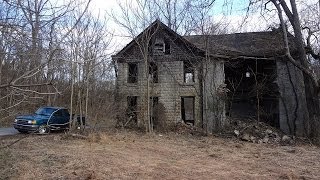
[181,96,195,125]
[224,59,279,127]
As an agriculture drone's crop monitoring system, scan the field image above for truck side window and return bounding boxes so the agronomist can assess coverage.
[54,110,63,117]
[62,109,70,117]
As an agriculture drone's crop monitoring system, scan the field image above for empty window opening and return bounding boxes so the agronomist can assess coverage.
[128,63,138,83]
[154,43,164,53]
[153,38,170,55]
[127,96,138,124]
[154,38,165,54]
[149,62,158,83]
[181,97,195,125]
[184,61,194,83]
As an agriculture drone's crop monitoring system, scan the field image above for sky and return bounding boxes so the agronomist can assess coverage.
[87,0,267,52]
[66,0,319,53]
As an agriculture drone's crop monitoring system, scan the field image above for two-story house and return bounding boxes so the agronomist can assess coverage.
[112,20,309,135]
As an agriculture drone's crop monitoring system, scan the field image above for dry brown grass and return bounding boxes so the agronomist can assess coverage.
[1,131,320,180]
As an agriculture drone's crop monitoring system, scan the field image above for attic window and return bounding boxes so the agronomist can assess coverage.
[154,42,164,53]
[184,61,194,83]
[128,63,138,83]
[154,38,170,54]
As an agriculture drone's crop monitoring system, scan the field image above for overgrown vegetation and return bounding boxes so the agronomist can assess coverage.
[1,131,320,179]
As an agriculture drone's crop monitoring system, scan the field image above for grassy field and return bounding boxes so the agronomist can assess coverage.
[1,130,320,179]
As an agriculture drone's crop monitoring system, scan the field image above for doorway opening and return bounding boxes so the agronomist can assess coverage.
[181,96,195,125]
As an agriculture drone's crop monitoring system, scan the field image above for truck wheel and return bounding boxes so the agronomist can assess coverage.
[38,125,49,134]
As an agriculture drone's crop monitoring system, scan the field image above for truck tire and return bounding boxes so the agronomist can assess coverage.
[38,125,49,134]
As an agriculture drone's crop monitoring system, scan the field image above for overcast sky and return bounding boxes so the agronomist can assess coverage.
[87,0,269,52]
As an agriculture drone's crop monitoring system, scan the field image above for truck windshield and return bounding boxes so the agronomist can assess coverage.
[35,108,56,116]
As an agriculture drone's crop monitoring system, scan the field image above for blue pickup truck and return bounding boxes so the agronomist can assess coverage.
[13,107,85,134]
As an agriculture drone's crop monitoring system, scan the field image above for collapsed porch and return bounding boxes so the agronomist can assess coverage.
[224,58,280,128]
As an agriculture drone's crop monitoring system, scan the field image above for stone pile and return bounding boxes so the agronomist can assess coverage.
[231,119,295,144]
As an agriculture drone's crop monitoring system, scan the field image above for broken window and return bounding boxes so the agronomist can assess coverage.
[154,38,170,55]
[154,42,164,53]
[181,97,195,125]
[127,96,138,123]
[154,38,164,54]
[128,63,138,83]
[149,62,158,83]
[184,61,194,83]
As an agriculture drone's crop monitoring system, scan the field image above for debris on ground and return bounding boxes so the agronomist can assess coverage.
[173,121,205,136]
[172,119,295,145]
[228,118,295,145]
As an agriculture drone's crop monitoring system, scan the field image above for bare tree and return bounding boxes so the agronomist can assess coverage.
[237,0,320,137]
[0,0,93,125]
[63,9,113,130]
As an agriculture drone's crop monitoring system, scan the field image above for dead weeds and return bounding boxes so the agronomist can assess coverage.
[1,130,320,179]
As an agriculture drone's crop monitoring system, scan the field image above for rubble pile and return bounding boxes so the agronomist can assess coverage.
[230,118,295,144]
[173,122,205,136]
[172,119,295,145]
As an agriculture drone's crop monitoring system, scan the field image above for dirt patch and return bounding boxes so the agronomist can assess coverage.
[1,131,320,179]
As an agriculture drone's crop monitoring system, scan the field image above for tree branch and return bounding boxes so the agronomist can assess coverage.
[272,0,319,89]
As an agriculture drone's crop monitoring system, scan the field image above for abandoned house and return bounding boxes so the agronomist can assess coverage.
[112,20,309,136]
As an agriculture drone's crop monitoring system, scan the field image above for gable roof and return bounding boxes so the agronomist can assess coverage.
[113,19,204,58]
[184,30,296,58]
[113,20,296,60]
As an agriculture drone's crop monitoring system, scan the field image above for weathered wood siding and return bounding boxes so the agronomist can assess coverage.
[203,58,226,133]
[276,57,310,136]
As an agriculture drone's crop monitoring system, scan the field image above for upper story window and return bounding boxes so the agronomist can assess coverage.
[149,62,158,83]
[154,38,170,55]
[128,63,138,83]
[184,61,194,83]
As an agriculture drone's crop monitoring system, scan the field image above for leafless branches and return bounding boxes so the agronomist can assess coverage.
[0,0,116,127]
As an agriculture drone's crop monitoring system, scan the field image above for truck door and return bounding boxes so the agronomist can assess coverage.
[51,110,65,126]
[60,109,70,125]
